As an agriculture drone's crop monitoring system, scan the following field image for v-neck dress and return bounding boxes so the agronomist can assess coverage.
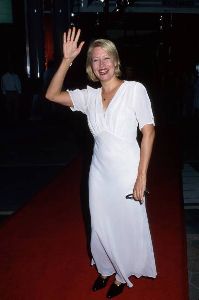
[69,81,157,287]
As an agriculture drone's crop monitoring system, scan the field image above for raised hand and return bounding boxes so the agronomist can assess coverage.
[63,27,85,62]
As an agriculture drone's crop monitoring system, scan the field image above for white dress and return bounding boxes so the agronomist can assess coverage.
[69,81,157,287]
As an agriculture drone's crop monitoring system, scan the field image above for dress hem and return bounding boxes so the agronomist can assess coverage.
[91,260,157,288]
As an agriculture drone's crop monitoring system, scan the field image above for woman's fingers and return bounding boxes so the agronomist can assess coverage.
[133,185,145,200]
[65,27,80,43]
[63,27,84,59]
[66,28,71,41]
[70,27,76,41]
[74,28,81,43]
[133,191,143,201]
[63,32,66,43]
[77,41,85,52]
[133,175,146,201]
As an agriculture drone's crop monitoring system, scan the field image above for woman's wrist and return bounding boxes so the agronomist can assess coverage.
[137,172,147,179]
[62,57,73,65]
[60,58,73,70]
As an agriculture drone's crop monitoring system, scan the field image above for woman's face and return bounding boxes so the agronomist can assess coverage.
[91,46,116,82]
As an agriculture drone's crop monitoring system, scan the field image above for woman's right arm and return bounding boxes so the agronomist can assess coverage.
[45,27,84,107]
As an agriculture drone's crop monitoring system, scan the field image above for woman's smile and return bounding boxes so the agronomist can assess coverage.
[91,47,116,81]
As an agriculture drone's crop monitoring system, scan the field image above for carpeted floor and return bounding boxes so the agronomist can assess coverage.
[0,126,189,300]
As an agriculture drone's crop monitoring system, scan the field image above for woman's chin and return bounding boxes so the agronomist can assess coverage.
[98,74,115,82]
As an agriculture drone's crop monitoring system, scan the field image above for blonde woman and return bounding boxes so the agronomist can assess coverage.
[46,27,157,298]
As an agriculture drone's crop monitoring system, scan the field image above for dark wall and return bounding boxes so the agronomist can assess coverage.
[0,0,26,76]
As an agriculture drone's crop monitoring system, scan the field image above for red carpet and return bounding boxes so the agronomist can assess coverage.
[0,127,189,300]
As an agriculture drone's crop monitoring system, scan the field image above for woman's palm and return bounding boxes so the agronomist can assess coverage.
[63,27,84,60]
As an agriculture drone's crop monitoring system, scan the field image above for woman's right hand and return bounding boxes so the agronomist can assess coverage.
[63,27,85,62]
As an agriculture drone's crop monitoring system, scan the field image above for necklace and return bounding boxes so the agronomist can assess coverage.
[102,81,123,102]
[102,93,113,102]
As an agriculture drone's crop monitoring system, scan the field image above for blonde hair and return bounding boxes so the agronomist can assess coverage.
[86,39,121,82]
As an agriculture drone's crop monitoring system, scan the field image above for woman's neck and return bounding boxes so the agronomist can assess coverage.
[101,78,122,94]
[101,78,124,103]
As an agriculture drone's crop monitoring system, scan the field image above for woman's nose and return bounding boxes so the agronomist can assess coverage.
[99,60,105,67]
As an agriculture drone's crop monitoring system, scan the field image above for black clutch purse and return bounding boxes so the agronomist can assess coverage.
[125,190,149,204]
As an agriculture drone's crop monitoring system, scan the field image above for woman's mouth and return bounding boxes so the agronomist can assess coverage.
[99,69,109,75]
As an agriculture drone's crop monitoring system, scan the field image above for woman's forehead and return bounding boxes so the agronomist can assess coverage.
[91,46,111,57]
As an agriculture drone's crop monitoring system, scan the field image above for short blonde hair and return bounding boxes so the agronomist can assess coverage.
[86,39,121,82]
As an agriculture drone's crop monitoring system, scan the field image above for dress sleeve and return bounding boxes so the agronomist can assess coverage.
[68,88,89,114]
[133,82,155,130]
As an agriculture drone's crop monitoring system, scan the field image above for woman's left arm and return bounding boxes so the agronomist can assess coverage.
[133,124,155,202]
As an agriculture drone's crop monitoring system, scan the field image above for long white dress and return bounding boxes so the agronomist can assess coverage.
[69,81,157,287]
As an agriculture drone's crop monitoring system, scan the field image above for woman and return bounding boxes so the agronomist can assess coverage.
[46,27,157,298]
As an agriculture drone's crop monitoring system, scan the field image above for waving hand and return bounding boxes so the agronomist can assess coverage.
[63,27,85,61]
[45,27,84,107]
